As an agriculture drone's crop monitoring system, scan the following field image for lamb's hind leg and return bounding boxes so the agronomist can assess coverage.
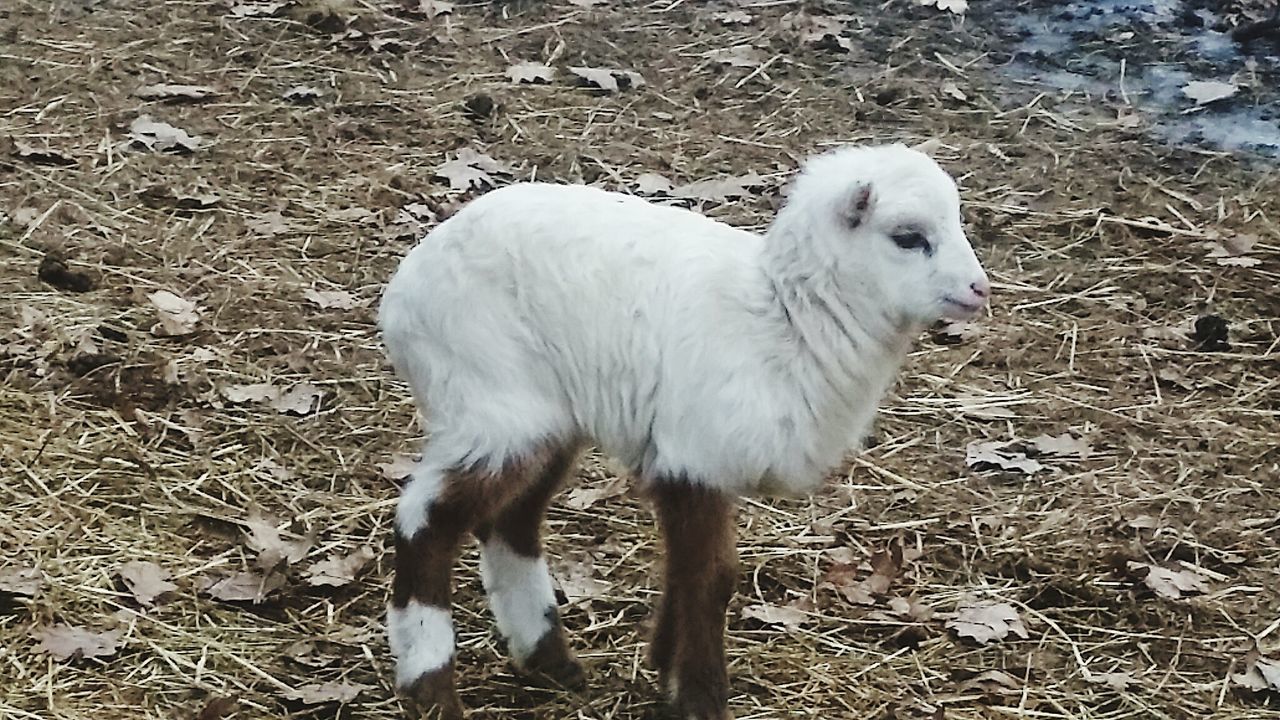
[650,479,738,720]
[475,445,584,687]
[390,454,538,719]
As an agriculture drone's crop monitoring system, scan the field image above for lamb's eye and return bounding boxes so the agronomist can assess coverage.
[891,231,931,254]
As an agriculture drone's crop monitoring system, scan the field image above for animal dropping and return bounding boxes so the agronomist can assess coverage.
[378,143,990,719]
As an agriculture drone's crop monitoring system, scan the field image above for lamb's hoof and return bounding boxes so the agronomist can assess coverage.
[401,671,465,720]
[517,631,586,689]
[672,699,733,720]
[668,679,731,720]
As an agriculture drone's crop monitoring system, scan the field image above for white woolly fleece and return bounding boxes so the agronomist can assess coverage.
[479,537,558,661]
[387,600,455,687]
[379,144,988,495]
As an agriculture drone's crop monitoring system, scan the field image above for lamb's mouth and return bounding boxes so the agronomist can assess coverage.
[941,296,984,318]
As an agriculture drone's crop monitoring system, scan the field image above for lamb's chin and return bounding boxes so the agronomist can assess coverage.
[939,297,984,321]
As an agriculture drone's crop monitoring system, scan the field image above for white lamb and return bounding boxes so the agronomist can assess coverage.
[379,142,990,720]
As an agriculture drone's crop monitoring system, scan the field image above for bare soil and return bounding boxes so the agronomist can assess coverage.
[2,1,1278,719]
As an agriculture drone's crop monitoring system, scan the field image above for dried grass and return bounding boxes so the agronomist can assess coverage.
[2,1,1278,719]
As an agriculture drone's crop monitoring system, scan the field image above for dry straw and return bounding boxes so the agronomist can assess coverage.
[1,0,1277,718]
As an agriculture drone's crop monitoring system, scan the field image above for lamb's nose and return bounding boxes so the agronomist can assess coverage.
[970,279,991,299]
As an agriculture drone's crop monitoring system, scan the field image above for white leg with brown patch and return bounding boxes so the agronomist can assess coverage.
[480,536,558,663]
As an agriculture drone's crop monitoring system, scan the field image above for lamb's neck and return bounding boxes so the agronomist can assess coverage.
[761,225,916,424]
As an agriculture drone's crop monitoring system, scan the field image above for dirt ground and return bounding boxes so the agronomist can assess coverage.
[2,0,1279,718]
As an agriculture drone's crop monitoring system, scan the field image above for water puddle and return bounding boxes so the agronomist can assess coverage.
[986,0,1280,157]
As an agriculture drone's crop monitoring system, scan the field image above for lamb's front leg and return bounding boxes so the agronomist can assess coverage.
[649,479,738,720]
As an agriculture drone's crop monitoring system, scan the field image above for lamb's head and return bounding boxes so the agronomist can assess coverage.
[771,143,990,327]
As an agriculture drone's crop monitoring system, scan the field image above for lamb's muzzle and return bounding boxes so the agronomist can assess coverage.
[378,142,989,720]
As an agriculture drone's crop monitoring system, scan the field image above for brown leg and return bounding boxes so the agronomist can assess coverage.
[649,479,738,720]
[390,446,566,719]
[475,446,585,687]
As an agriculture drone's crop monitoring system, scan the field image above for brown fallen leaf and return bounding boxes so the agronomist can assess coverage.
[507,61,555,84]
[1128,562,1210,599]
[712,10,753,25]
[149,290,201,336]
[967,669,1020,693]
[245,514,312,570]
[12,140,75,166]
[377,453,420,481]
[410,0,455,17]
[118,561,178,606]
[229,1,287,17]
[671,171,765,203]
[918,0,967,14]
[434,148,510,192]
[220,383,278,403]
[941,80,968,101]
[821,539,908,606]
[741,602,809,630]
[1027,433,1093,459]
[0,566,42,597]
[1087,670,1137,691]
[965,440,1043,474]
[947,599,1029,645]
[129,116,202,153]
[1182,79,1238,106]
[567,66,644,92]
[932,319,981,344]
[705,45,764,68]
[282,85,323,103]
[137,185,221,210]
[785,12,854,53]
[1233,653,1280,693]
[303,288,359,310]
[194,696,237,720]
[248,210,291,235]
[1206,234,1261,267]
[306,547,375,587]
[553,558,610,603]
[564,476,628,510]
[37,625,122,660]
[864,538,905,595]
[201,570,286,603]
[634,173,675,195]
[135,84,218,102]
[284,639,332,668]
[268,383,324,415]
[283,680,370,704]
[887,595,934,621]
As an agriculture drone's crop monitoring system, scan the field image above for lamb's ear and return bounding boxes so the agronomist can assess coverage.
[912,138,943,156]
[842,182,875,229]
